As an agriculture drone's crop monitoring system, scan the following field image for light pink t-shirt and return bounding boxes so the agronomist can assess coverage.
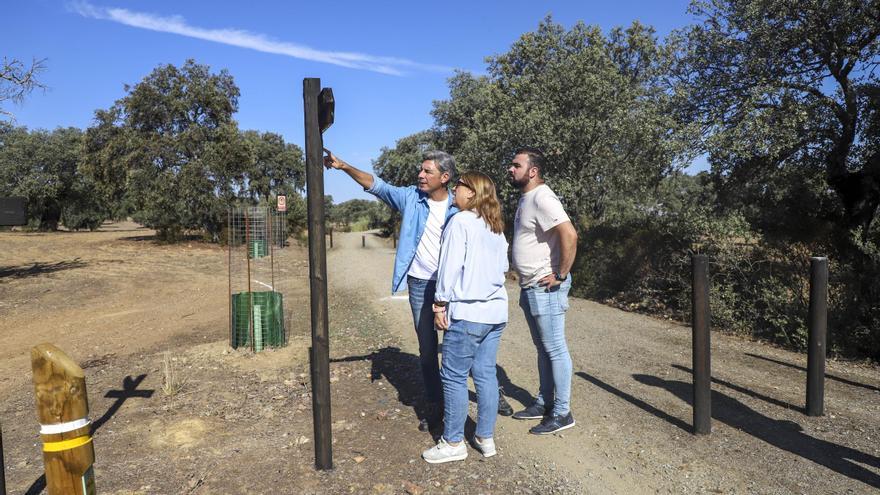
[511,184,570,287]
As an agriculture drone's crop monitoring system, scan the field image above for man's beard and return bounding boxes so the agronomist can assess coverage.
[508,175,529,189]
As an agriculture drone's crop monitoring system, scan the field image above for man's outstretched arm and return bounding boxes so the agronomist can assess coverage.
[323,148,374,190]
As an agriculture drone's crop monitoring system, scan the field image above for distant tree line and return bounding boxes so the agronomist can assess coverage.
[375,1,880,359]
[0,59,306,241]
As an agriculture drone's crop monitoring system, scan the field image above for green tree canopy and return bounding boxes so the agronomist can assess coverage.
[674,0,880,244]
[0,123,106,230]
[432,18,694,226]
[372,130,437,187]
[241,130,304,203]
[81,60,306,241]
[82,59,244,240]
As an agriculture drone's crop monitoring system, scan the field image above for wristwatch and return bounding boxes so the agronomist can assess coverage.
[432,301,448,313]
[554,272,566,281]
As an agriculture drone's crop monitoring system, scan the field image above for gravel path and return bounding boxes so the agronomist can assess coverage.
[327,231,880,494]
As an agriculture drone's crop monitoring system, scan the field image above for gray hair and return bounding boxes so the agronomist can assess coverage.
[422,150,456,183]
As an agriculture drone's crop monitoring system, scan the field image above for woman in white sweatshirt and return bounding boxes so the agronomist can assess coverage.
[422,171,509,464]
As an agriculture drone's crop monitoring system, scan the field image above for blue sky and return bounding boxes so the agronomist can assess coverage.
[4,0,704,202]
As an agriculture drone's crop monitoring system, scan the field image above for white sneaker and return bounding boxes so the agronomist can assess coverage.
[473,436,496,458]
[422,437,468,464]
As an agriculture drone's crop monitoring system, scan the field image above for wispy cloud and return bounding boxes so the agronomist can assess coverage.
[69,1,452,76]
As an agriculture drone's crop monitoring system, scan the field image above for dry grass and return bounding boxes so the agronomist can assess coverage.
[162,351,186,397]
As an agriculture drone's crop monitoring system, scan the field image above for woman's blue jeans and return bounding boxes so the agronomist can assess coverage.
[519,276,572,416]
[439,319,505,442]
[407,276,443,404]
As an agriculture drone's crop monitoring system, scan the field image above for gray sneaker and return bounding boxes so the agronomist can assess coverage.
[473,436,496,458]
[422,438,468,464]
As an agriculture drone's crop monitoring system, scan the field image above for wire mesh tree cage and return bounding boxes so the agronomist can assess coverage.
[228,206,289,351]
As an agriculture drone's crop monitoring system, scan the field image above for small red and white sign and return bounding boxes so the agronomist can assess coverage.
[277,195,287,212]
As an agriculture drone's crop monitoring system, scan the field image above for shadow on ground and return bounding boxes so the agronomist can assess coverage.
[577,369,879,488]
[745,353,880,393]
[331,347,530,439]
[0,258,87,279]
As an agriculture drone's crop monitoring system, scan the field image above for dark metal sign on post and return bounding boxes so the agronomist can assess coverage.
[0,197,27,226]
[318,88,335,133]
[303,77,333,470]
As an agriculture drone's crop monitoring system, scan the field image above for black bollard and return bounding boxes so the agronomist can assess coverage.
[692,254,711,435]
[329,228,333,249]
[0,421,6,495]
[807,257,828,416]
[393,236,396,249]
[362,235,365,248]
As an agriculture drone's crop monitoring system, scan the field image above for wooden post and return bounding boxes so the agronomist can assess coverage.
[31,344,96,495]
[691,255,711,435]
[303,77,332,470]
[807,257,828,416]
[269,206,275,291]
[228,209,233,349]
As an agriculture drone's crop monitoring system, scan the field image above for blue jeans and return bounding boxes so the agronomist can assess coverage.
[440,319,505,442]
[407,276,443,404]
[519,276,572,416]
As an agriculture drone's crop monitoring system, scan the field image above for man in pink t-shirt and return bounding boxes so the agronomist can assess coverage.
[508,147,579,435]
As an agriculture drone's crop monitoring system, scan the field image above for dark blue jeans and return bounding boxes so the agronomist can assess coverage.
[407,276,443,404]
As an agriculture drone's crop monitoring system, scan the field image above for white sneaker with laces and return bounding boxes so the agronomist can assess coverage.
[422,437,468,464]
[473,436,496,458]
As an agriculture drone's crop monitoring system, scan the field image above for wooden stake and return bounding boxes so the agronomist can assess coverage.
[245,208,255,352]
[31,344,96,495]
[269,207,276,291]
[228,209,233,349]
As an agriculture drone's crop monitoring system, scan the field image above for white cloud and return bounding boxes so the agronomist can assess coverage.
[69,1,452,76]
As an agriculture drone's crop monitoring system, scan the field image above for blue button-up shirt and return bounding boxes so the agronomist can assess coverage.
[367,176,458,293]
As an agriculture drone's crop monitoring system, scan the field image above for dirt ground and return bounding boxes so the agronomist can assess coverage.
[0,222,878,494]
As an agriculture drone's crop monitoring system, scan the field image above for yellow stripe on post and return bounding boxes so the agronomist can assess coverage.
[43,435,92,453]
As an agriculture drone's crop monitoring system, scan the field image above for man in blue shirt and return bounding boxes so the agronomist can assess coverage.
[324,149,515,431]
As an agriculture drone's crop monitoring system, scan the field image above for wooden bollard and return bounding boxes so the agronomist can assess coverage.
[31,344,96,495]
[691,255,711,435]
[806,256,828,416]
